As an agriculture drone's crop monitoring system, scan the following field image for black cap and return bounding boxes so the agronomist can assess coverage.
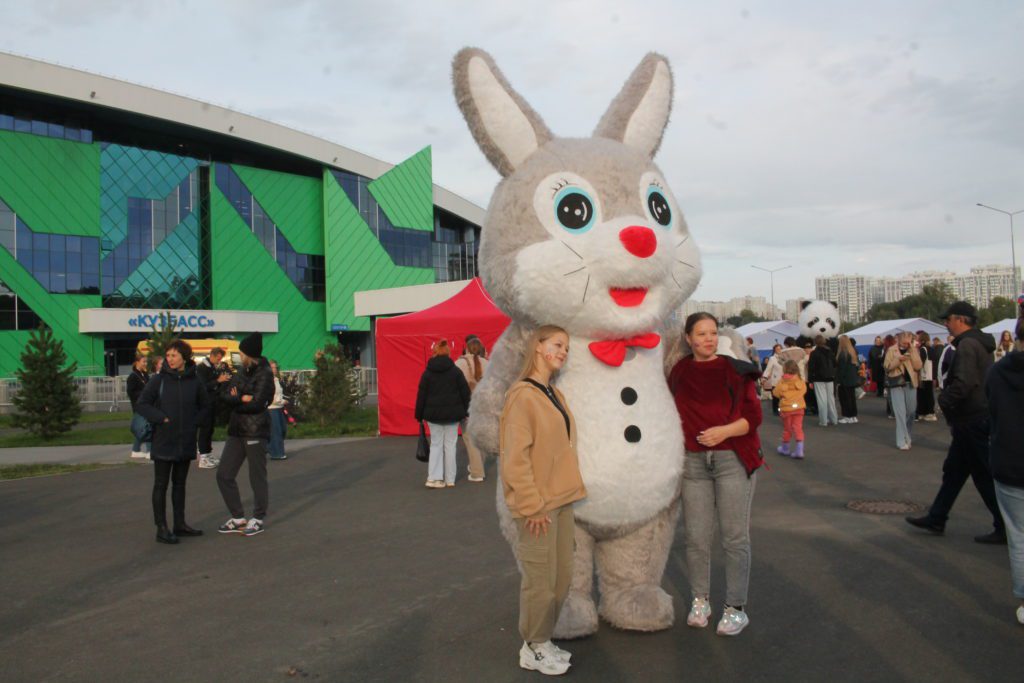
[239,332,263,358]
[938,301,977,320]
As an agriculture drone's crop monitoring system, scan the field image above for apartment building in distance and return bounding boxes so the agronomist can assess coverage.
[815,264,1021,323]
[681,295,782,322]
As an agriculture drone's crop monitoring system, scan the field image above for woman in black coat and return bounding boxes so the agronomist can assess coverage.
[126,352,150,460]
[415,339,470,488]
[136,340,210,544]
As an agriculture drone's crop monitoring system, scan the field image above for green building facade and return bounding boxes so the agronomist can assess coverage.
[0,54,481,375]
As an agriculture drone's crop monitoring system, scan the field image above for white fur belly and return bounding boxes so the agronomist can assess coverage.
[555,338,684,528]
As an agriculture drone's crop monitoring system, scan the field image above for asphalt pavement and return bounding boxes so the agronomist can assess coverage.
[1,395,1022,682]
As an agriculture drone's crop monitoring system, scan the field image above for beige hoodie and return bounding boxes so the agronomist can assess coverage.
[499,380,587,519]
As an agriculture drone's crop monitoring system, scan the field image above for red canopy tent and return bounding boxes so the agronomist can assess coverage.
[376,278,510,435]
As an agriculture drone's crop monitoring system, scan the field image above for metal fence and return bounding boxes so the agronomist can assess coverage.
[0,367,378,413]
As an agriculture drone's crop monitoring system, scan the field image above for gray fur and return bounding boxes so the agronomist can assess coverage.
[452,47,554,177]
[593,52,673,159]
[465,322,530,456]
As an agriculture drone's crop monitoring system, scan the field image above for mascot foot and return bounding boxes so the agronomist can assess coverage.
[599,584,675,632]
[553,591,599,640]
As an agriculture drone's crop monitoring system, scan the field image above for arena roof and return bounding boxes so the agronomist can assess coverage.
[0,51,484,225]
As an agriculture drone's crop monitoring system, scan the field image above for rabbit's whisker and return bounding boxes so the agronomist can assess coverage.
[582,275,591,303]
[561,241,584,260]
[676,259,696,269]
[670,271,684,290]
[563,266,587,277]
[676,235,690,247]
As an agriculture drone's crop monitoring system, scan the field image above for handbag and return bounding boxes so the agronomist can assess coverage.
[884,375,907,389]
[130,376,164,442]
[415,421,430,462]
[130,413,153,442]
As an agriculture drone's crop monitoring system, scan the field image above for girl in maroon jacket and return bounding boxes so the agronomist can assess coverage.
[668,313,763,637]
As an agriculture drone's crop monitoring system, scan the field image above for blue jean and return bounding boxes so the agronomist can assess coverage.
[813,381,837,426]
[995,482,1024,599]
[683,450,757,606]
[268,409,286,458]
[426,422,459,484]
[132,436,151,454]
[889,385,916,447]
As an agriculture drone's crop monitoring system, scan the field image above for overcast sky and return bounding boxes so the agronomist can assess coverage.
[2,0,1022,305]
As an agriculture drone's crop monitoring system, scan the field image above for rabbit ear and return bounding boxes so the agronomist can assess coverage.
[452,48,553,177]
[593,53,673,159]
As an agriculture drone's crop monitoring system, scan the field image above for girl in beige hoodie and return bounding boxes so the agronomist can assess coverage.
[500,325,586,675]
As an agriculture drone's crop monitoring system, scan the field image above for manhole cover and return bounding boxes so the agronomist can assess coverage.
[847,500,925,515]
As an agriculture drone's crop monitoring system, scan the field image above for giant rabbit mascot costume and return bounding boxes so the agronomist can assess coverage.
[452,48,703,637]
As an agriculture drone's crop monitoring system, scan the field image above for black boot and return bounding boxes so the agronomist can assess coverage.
[156,524,179,544]
[173,524,203,537]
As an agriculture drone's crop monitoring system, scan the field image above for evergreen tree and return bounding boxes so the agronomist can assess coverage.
[11,326,82,439]
[307,343,356,427]
[146,311,180,370]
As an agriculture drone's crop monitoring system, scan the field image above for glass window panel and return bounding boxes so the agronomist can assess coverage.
[0,309,15,329]
[81,129,92,144]
[64,125,81,142]
[115,257,128,279]
[31,120,47,136]
[100,274,112,295]
[50,272,66,294]
[51,246,66,273]
[67,271,81,292]
[48,122,64,138]
[66,235,81,253]
[83,239,99,272]
[0,114,12,130]
[14,116,31,133]
[17,308,41,330]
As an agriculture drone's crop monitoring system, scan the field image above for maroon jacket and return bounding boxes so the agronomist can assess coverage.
[668,354,764,475]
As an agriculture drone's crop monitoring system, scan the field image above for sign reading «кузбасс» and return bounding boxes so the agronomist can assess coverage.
[77,308,279,334]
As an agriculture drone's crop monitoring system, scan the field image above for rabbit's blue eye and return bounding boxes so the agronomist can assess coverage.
[646,187,672,228]
[554,187,595,232]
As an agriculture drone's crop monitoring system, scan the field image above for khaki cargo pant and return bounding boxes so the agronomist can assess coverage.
[515,504,575,643]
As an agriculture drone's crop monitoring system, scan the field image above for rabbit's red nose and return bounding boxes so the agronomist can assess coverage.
[619,226,657,258]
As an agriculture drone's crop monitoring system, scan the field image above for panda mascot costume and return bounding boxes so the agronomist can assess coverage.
[795,300,841,422]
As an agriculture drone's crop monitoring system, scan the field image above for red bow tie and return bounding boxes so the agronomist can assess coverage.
[588,333,661,367]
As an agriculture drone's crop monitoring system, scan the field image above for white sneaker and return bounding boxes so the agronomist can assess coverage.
[425,480,444,489]
[197,454,215,469]
[686,596,712,628]
[534,640,571,662]
[519,642,570,675]
[1017,605,1024,625]
[716,606,749,636]
[130,451,147,459]
[243,518,265,537]
[468,475,485,482]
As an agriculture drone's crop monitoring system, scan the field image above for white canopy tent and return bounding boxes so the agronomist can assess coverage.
[983,318,1017,343]
[735,320,801,351]
[846,318,947,347]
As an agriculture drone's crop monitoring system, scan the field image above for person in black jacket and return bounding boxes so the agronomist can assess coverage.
[807,335,838,427]
[415,339,470,488]
[126,352,151,460]
[195,347,227,469]
[906,301,1003,543]
[136,340,210,545]
[988,319,1024,623]
[867,336,885,397]
[215,333,275,537]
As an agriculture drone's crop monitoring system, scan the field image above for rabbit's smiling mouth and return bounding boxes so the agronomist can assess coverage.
[609,287,648,307]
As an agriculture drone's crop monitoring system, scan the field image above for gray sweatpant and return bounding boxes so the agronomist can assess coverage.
[682,450,756,607]
[216,436,269,520]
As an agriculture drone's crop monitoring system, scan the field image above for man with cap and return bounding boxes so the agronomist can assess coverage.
[906,301,1004,543]
[216,332,275,537]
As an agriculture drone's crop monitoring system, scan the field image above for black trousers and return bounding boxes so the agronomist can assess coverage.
[928,418,1003,530]
[871,363,885,397]
[216,436,269,520]
[916,381,935,416]
[197,417,215,456]
[837,385,858,418]
[152,460,191,527]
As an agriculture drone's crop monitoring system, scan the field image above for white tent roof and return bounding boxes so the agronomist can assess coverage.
[735,320,801,350]
[846,318,947,346]
[983,318,1017,342]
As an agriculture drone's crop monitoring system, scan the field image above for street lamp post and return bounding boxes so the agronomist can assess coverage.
[751,264,791,319]
[977,203,1024,291]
